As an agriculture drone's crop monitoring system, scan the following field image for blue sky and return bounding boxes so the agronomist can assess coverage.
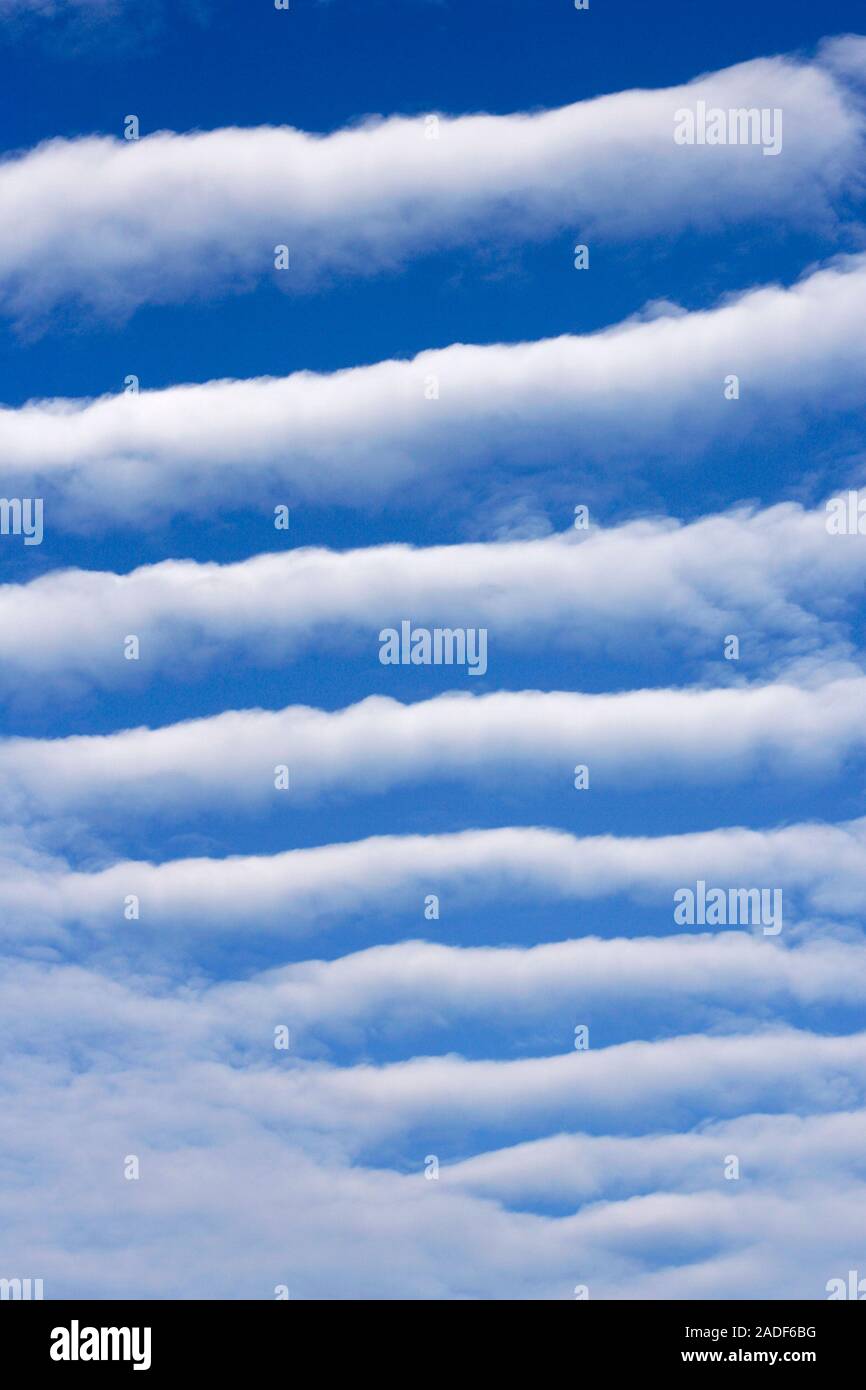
[1,0,866,1299]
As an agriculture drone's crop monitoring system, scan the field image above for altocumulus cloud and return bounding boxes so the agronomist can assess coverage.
[0,38,863,323]
[5,15,866,1304]
[4,818,866,942]
[3,255,866,524]
[0,678,864,825]
[0,496,863,695]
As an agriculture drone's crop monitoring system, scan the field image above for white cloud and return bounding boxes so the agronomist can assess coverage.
[5,818,866,941]
[1,676,863,823]
[4,25,865,1308]
[3,926,865,1297]
[4,256,866,523]
[0,497,862,694]
[0,42,862,322]
[3,1008,866,1296]
[4,1074,863,1300]
[446,1110,866,1205]
[4,928,866,1067]
[196,1028,866,1148]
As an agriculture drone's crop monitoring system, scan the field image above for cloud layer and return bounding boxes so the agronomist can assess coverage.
[5,817,866,942]
[5,27,866,1304]
[1,678,862,824]
[1,40,864,322]
[1,497,863,694]
[2,981,864,1298]
[4,256,866,524]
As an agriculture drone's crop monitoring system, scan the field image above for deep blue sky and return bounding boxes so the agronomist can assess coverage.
[1,0,861,403]
[0,0,862,1018]
[2,2,864,587]
[2,2,865,811]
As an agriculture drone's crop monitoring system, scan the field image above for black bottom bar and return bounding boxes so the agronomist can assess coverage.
[3,1298,862,1375]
